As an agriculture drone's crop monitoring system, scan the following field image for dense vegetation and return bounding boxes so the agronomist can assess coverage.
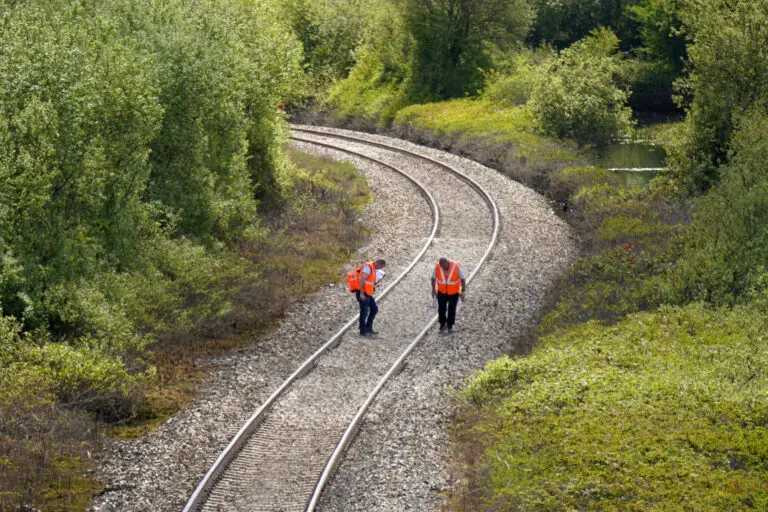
[0,0,373,509]
[4,0,768,509]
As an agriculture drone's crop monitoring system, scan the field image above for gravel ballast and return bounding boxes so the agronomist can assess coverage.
[90,127,577,512]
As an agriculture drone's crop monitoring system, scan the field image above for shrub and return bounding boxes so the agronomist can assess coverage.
[483,48,552,107]
[529,28,633,146]
[664,110,768,305]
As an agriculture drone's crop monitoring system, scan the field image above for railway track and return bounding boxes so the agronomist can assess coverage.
[183,127,500,512]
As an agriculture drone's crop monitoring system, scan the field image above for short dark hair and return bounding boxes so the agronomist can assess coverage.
[375,259,386,267]
[439,257,450,267]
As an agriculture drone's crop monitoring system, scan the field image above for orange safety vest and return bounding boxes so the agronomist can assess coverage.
[435,260,461,295]
[360,261,376,295]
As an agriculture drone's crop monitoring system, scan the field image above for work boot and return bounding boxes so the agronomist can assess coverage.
[366,329,379,336]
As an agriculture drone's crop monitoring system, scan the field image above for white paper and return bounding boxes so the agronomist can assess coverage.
[375,269,386,282]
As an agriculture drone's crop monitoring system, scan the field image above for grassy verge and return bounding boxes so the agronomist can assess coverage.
[455,302,768,511]
[395,99,579,164]
[0,148,371,510]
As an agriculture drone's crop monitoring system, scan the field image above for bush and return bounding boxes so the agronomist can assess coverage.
[482,49,549,107]
[529,28,633,146]
[664,110,768,305]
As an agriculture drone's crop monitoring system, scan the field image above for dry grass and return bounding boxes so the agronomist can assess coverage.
[0,395,102,511]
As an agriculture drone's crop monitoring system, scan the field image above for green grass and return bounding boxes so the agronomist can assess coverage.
[458,302,768,511]
[394,99,581,164]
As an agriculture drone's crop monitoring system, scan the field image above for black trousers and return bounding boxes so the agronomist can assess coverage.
[437,292,459,328]
[355,291,378,334]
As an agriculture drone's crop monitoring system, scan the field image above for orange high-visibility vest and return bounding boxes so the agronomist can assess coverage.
[361,261,376,295]
[435,260,461,295]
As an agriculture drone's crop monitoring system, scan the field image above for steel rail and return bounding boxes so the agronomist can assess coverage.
[298,127,501,512]
[182,135,441,512]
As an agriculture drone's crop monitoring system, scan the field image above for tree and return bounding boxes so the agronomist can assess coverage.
[666,109,768,304]
[671,0,768,191]
[402,0,534,100]
[528,0,638,49]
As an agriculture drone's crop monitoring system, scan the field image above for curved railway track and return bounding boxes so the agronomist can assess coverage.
[183,127,500,512]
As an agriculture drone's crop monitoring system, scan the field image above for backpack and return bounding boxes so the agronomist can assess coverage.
[346,266,363,292]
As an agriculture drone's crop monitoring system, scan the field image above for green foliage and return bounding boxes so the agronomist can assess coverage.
[328,2,413,124]
[402,0,534,101]
[529,28,634,146]
[482,48,552,107]
[328,0,534,122]
[0,1,307,505]
[541,170,686,331]
[280,0,368,88]
[664,111,768,305]
[0,0,304,336]
[326,2,413,124]
[0,314,146,420]
[528,0,639,49]
[461,302,768,510]
[284,148,373,212]
[394,99,579,164]
[672,0,768,191]
[629,0,686,75]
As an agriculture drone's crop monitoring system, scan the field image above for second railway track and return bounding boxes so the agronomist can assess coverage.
[184,127,500,512]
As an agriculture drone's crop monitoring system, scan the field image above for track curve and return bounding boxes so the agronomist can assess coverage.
[184,128,499,512]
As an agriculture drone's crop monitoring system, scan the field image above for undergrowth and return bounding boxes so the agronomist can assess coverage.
[455,301,768,511]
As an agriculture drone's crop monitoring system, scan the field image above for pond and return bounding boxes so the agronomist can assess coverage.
[592,142,667,188]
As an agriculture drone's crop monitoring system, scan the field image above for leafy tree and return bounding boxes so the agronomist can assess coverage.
[671,0,768,191]
[528,0,639,49]
[666,110,768,305]
[402,0,534,100]
[0,0,303,368]
[281,0,368,87]
[529,28,632,146]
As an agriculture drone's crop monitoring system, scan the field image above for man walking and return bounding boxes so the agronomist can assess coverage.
[353,259,386,337]
[431,257,466,334]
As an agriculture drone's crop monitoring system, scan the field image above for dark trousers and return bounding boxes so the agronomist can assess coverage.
[356,291,378,334]
[437,292,459,328]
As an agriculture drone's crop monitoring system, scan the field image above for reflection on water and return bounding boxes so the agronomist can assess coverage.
[611,169,660,188]
[593,142,667,188]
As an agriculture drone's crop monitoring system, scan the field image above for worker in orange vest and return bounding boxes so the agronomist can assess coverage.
[431,257,466,334]
[355,259,386,337]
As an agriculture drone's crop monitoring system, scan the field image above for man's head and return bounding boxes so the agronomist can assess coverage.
[374,259,386,269]
[439,257,450,270]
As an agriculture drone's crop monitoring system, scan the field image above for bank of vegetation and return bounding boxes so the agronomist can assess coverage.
[286,0,768,509]
[0,0,372,509]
